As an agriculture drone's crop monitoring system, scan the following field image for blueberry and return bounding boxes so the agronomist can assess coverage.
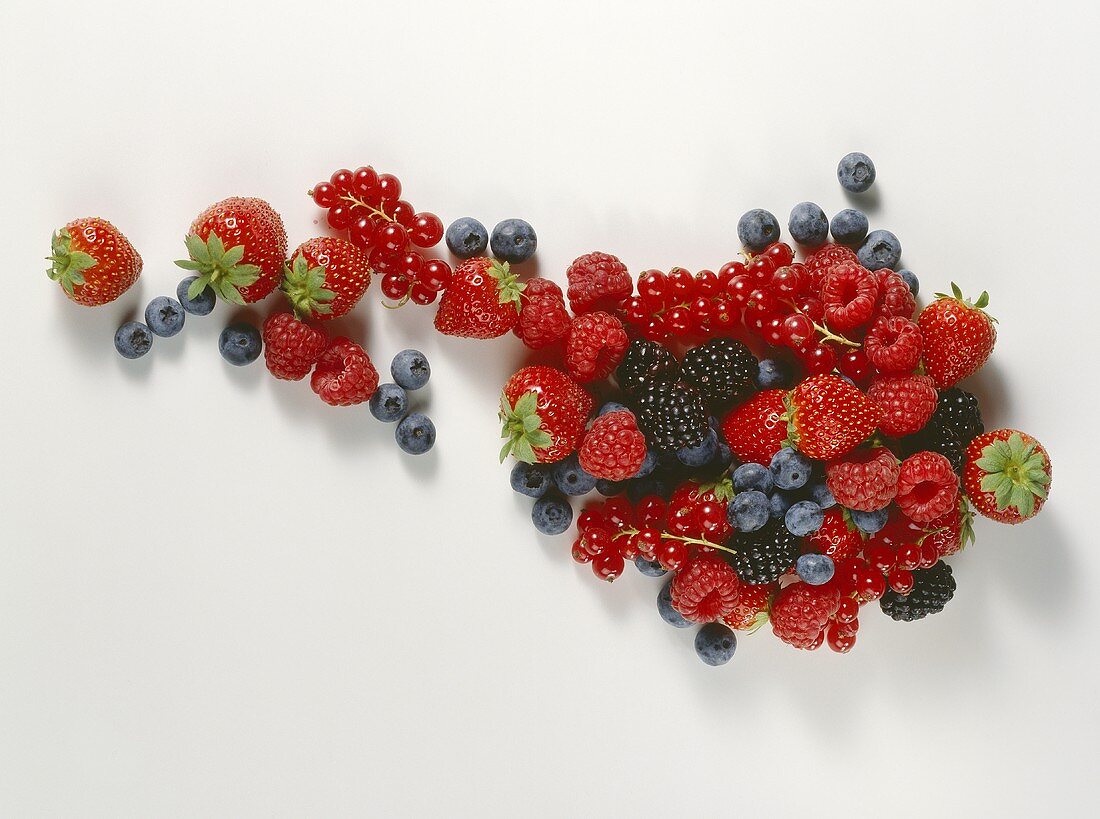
[707,441,734,475]
[770,448,811,490]
[532,493,572,536]
[830,208,869,246]
[785,500,824,536]
[694,623,737,666]
[510,461,551,498]
[677,429,718,467]
[788,202,829,247]
[626,472,670,504]
[837,152,876,193]
[596,479,625,497]
[733,463,773,494]
[368,383,409,423]
[395,413,436,455]
[635,555,667,577]
[490,218,537,263]
[390,348,430,390]
[897,269,919,296]
[857,229,902,271]
[737,208,781,252]
[796,553,835,586]
[756,358,793,389]
[598,401,628,417]
[218,323,261,366]
[729,490,770,532]
[769,491,794,519]
[144,296,185,338]
[657,580,693,628]
[176,276,216,316]
[114,321,153,359]
[552,454,597,496]
[632,450,659,479]
[809,482,837,509]
[445,217,489,258]
[850,507,889,534]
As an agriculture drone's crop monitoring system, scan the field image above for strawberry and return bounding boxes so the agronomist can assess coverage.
[176,197,287,305]
[721,389,788,465]
[963,429,1051,524]
[500,366,593,464]
[784,374,881,460]
[723,582,776,632]
[917,283,997,388]
[280,237,372,321]
[47,217,142,306]
[435,257,524,339]
[806,508,864,560]
[924,498,975,558]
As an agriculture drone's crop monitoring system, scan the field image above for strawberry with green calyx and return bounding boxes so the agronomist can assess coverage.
[784,374,882,460]
[917,283,997,388]
[47,217,142,306]
[176,232,261,304]
[964,429,1051,524]
[435,257,525,339]
[499,366,593,464]
[280,237,372,321]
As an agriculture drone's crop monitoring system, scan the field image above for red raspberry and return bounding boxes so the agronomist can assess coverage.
[771,582,840,650]
[515,283,571,350]
[670,556,741,623]
[821,262,879,331]
[262,312,328,381]
[895,451,960,524]
[310,337,379,406]
[826,447,900,511]
[578,410,647,481]
[804,243,858,292]
[721,389,787,465]
[873,269,917,320]
[564,311,629,383]
[867,374,938,437]
[566,251,631,314]
[864,315,922,374]
[723,582,776,631]
[806,508,864,560]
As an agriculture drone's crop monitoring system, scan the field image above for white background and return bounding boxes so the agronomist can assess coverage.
[1,1,1096,816]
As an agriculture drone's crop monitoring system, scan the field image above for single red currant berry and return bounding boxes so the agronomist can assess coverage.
[400,251,425,279]
[390,200,417,228]
[352,166,379,195]
[746,288,779,319]
[375,222,409,256]
[642,315,668,343]
[771,265,803,296]
[311,182,338,208]
[807,629,826,650]
[855,565,887,601]
[571,540,592,564]
[636,497,667,529]
[635,527,662,558]
[827,624,857,653]
[835,596,860,624]
[695,501,726,534]
[919,542,940,569]
[602,498,634,530]
[667,267,696,300]
[695,269,719,297]
[763,241,794,267]
[838,616,860,635]
[348,215,376,249]
[409,282,437,306]
[377,173,402,204]
[896,543,922,571]
[623,296,647,324]
[410,212,444,247]
[370,248,403,276]
[838,349,873,382]
[329,168,354,192]
[747,256,776,285]
[638,270,669,311]
[800,343,838,375]
[888,568,915,595]
[618,535,640,561]
[796,295,825,322]
[764,316,785,347]
[711,299,739,331]
[727,274,754,306]
[719,260,747,285]
[577,509,606,533]
[665,306,694,336]
[690,296,713,327]
[789,263,812,294]
[592,551,625,582]
[582,526,612,556]
[419,259,452,292]
[327,204,354,230]
[657,541,689,572]
[782,313,814,348]
[864,542,897,574]
[380,271,410,300]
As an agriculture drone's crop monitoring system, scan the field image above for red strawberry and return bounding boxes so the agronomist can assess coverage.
[262,312,328,381]
[177,197,288,304]
[500,366,593,464]
[565,251,631,314]
[723,582,776,631]
[47,217,142,306]
[435,257,524,339]
[310,337,379,406]
[917,283,997,388]
[924,499,975,558]
[280,237,372,321]
[806,508,864,560]
[514,278,570,349]
[867,374,938,437]
[963,429,1051,524]
[578,410,647,481]
[564,312,629,383]
[721,390,788,465]
[785,374,881,460]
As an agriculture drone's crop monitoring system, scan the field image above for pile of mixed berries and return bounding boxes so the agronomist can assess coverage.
[47,152,1052,666]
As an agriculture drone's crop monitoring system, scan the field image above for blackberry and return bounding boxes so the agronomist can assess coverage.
[726,518,801,584]
[880,561,956,621]
[931,387,984,445]
[631,381,708,452]
[679,338,758,403]
[909,423,966,474]
[615,340,680,396]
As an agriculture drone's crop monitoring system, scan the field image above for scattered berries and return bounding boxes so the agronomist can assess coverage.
[391,349,431,390]
[490,218,537,264]
[445,217,488,258]
[369,383,409,423]
[144,296,185,338]
[114,321,153,359]
[837,152,876,193]
[395,413,436,455]
[218,323,262,366]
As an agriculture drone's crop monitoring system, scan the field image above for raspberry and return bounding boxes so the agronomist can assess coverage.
[804,243,858,292]
[261,312,328,381]
[867,374,938,437]
[720,389,788,465]
[564,311,629,383]
[723,582,776,631]
[524,278,563,300]
[770,582,840,650]
[670,556,741,623]
[820,262,879,331]
[806,508,863,560]
[578,410,647,481]
[516,292,571,349]
[826,447,900,511]
[566,251,631,314]
[895,451,959,523]
[863,316,922,374]
[873,269,917,320]
[310,337,379,406]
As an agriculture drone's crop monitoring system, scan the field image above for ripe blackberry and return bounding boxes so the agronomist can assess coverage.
[909,422,966,473]
[680,338,758,403]
[631,381,708,452]
[727,518,802,584]
[879,561,956,621]
[615,339,680,396]
[930,387,984,445]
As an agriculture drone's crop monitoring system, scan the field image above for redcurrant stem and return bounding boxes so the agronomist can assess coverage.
[782,299,861,348]
[339,193,394,222]
[614,527,737,556]
[382,295,409,309]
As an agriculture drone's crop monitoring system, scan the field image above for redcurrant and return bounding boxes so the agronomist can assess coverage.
[311,182,337,208]
[410,212,444,247]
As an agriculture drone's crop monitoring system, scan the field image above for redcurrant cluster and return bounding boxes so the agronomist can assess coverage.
[309,166,451,306]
